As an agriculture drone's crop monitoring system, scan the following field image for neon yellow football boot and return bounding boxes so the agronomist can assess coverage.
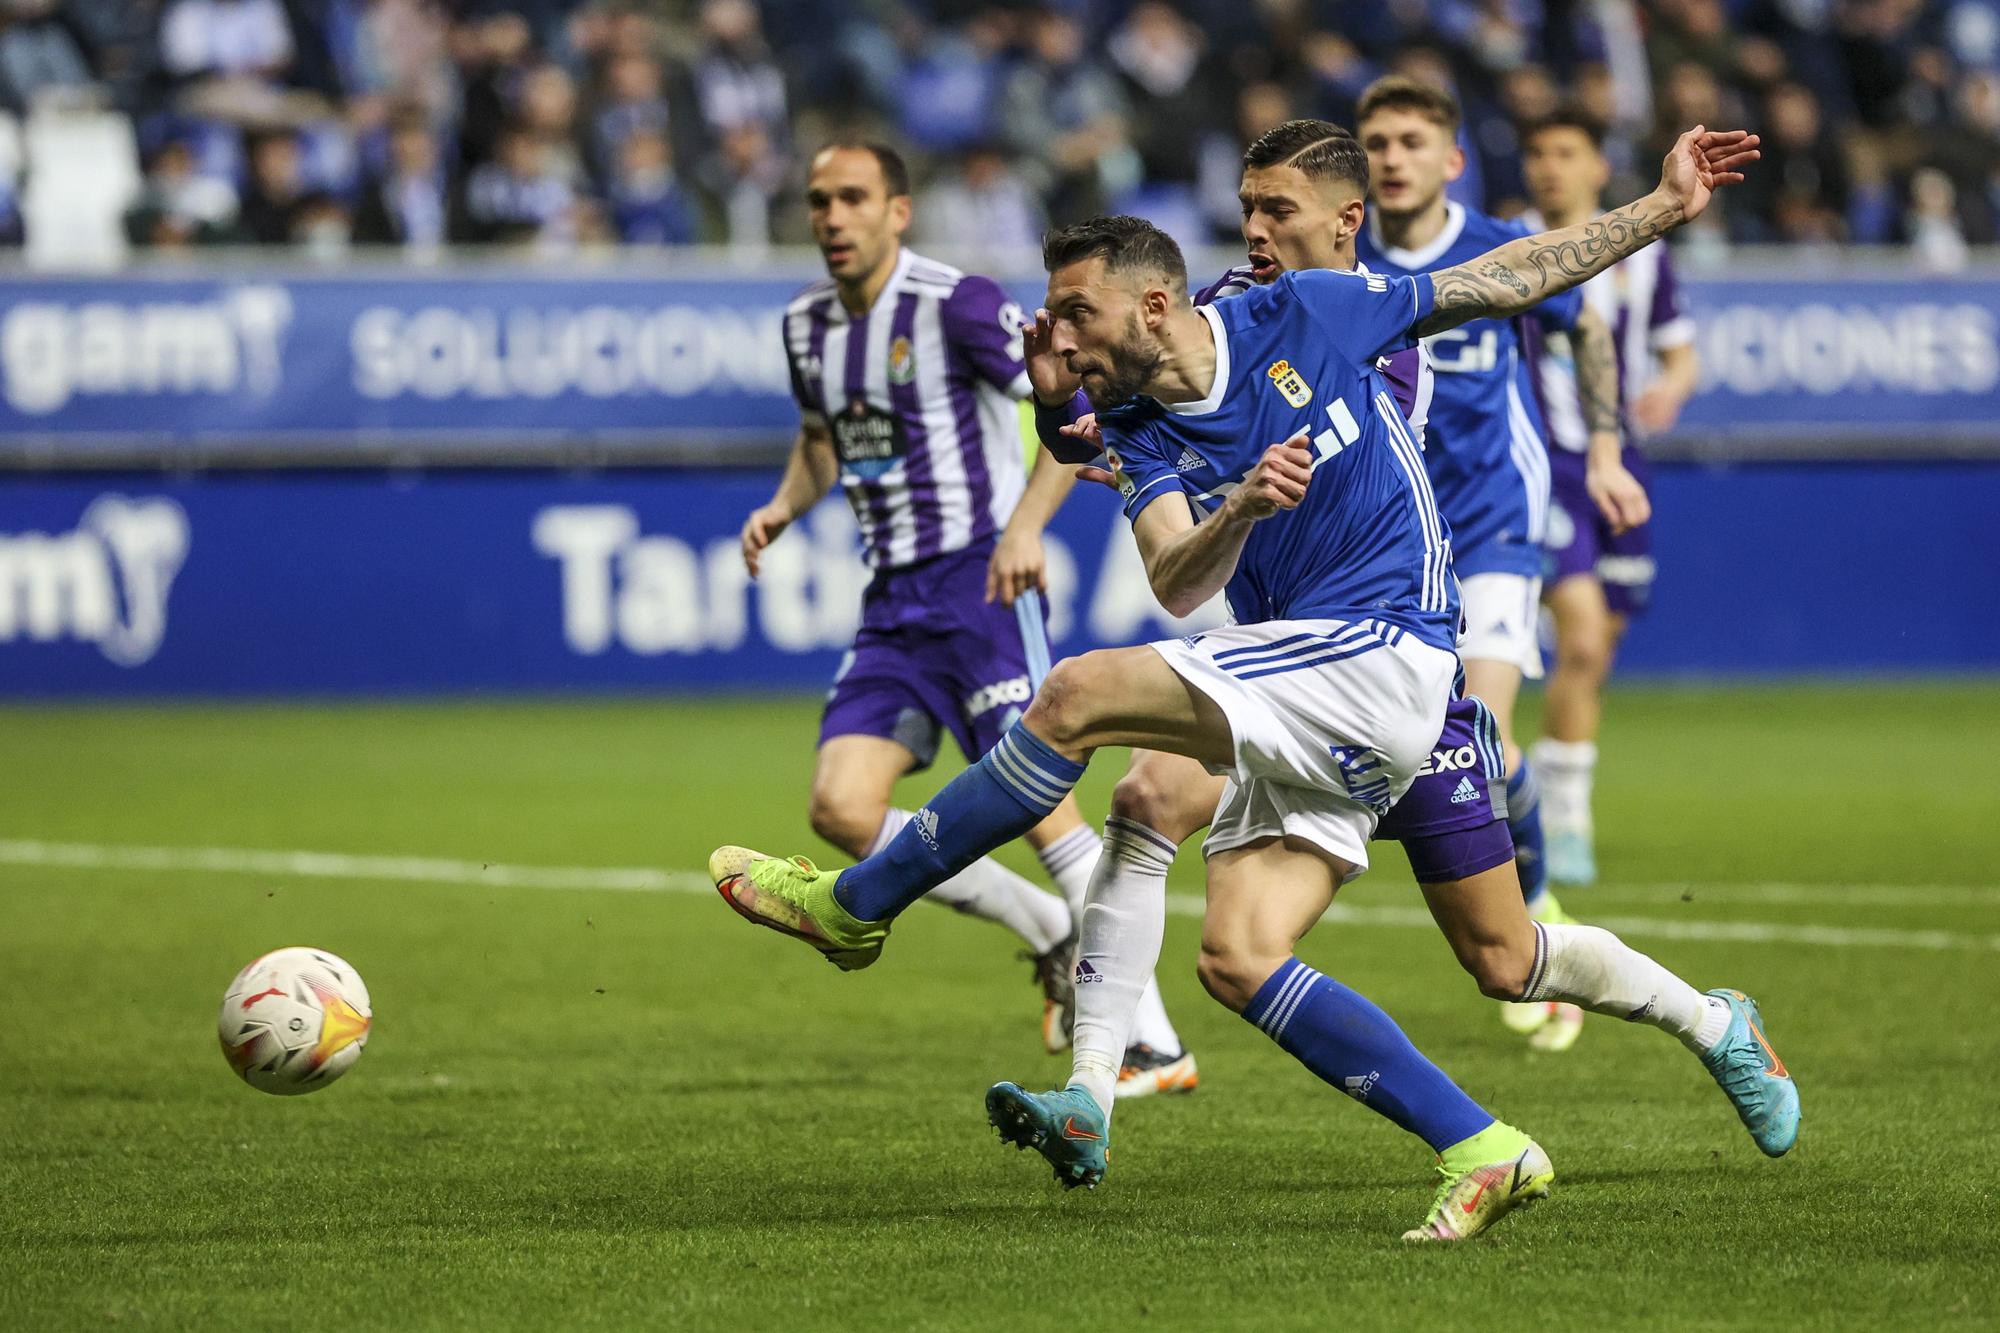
[709,845,888,971]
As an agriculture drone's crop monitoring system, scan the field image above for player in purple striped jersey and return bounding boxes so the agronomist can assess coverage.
[1518,110,1700,888]
[739,142,1190,1062]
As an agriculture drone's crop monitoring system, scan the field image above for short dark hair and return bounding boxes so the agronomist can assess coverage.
[812,140,911,199]
[1356,75,1461,134]
[1242,119,1369,193]
[1041,214,1188,292]
[1522,106,1606,152]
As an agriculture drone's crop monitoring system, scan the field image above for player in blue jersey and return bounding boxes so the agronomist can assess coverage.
[709,125,1797,1240]
[1356,76,1649,1050]
[1036,123,1529,1102]
[739,141,1190,1062]
[1518,109,1702,889]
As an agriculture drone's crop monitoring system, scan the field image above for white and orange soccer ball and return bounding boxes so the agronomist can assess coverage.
[217,947,373,1095]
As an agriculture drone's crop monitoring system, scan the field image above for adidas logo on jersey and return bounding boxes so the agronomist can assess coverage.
[1175,447,1204,473]
[1450,776,1480,805]
[1074,958,1104,985]
[915,807,940,850]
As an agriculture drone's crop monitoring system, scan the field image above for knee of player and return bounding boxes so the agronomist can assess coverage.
[1022,656,1103,750]
[1555,631,1613,682]
[1109,766,1192,841]
[1464,937,1536,1001]
[1194,939,1267,1014]
[807,789,881,859]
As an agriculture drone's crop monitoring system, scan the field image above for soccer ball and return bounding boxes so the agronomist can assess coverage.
[218,947,373,1095]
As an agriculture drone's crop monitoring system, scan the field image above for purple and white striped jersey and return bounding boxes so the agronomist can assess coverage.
[784,248,1034,570]
[1196,261,1433,440]
[1518,212,1694,452]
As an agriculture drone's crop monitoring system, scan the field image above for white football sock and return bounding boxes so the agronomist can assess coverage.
[1034,824,1100,914]
[1069,816,1179,1118]
[1531,738,1597,836]
[1523,921,1729,1052]
[876,809,1070,955]
[1038,823,1185,1057]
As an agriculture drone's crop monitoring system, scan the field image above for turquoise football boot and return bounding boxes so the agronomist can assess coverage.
[1699,989,1800,1157]
[986,1083,1108,1190]
[1546,829,1598,887]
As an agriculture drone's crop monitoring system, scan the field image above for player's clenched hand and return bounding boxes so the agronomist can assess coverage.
[985,526,1047,606]
[1224,433,1314,521]
[1587,453,1651,535]
[1629,383,1683,437]
[740,502,793,578]
[1024,307,1082,406]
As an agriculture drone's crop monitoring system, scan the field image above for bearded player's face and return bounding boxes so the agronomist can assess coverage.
[1043,257,1166,411]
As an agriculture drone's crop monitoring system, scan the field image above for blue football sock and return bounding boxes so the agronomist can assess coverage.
[833,723,1085,924]
[1242,957,1495,1153]
[1508,760,1548,909]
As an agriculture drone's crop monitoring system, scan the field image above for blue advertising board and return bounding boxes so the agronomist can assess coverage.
[1,462,1994,698]
[1,263,1997,460]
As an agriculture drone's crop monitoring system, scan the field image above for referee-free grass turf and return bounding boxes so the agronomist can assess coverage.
[2,683,1996,1330]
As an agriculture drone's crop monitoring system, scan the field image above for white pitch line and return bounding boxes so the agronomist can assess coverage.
[3,839,1997,955]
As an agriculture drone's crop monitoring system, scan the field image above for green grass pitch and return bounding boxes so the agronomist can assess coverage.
[2,683,1997,1330]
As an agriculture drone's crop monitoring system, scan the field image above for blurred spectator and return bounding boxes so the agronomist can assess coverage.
[1909,166,1971,270]
[998,7,1135,223]
[690,0,786,147]
[607,127,695,245]
[453,12,533,172]
[124,135,240,248]
[916,143,1045,256]
[1198,79,1290,239]
[160,0,293,83]
[592,49,670,180]
[1928,71,2000,243]
[461,120,574,246]
[0,0,94,113]
[336,0,457,133]
[1107,2,1220,187]
[1736,82,1849,243]
[352,109,455,249]
[239,129,311,243]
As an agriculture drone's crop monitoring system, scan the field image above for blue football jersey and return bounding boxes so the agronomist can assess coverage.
[1357,202,1580,579]
[1099,268,1458,651]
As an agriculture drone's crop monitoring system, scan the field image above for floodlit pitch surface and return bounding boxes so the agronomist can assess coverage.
[2,686,1996,1330]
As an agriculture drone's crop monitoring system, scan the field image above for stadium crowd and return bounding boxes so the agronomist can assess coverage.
[0,0,1989,265]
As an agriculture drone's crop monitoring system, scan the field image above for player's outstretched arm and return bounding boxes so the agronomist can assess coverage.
[1416,127,1759,337]
[1111,433,1312,619]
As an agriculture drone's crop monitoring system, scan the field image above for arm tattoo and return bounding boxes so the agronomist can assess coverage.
[1418,192,1680,337]
[1572,306,1622,436]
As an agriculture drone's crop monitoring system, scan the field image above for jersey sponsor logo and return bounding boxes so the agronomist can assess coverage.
[1106,447,1137,500]
[964,674,1031,720]
[1416,744,1481,777]
[1425,327,1500,374]
[1266,358,1312,408]
[830,399,907,479]
[887,336,915,386]
[1450,776,1480,804]
[1175,447,1205,473]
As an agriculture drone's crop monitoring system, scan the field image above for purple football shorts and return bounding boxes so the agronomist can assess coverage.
[1375,693,1516,883]
[1546,444,1656,617]
[819,543,1052,770]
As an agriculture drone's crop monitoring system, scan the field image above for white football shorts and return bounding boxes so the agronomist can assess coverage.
[1148,618,1458,879]
[1457,571,1544,679]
